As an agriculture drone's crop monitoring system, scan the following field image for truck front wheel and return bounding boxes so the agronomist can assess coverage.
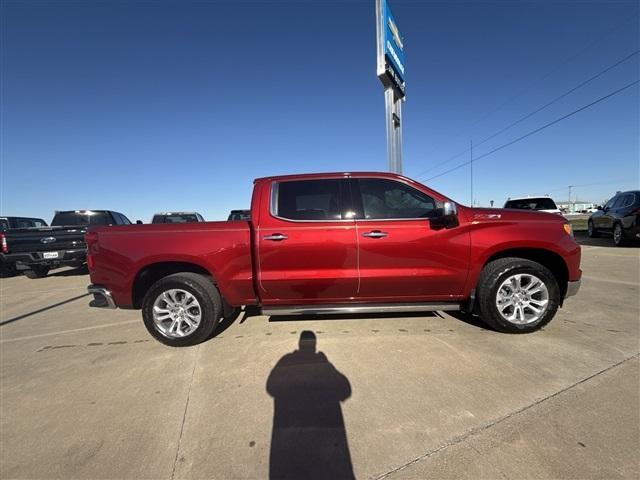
[476,258,560,333]
[142,272,222,347]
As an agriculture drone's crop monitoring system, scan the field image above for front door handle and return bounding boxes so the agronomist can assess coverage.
[362,230,388,238]
[263,233,288,241]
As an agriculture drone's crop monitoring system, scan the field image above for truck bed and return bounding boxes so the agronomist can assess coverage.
[87,221,255,308]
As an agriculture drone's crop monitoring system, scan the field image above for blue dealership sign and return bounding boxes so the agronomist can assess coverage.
[376,0,405,95]
[382,0,405,83]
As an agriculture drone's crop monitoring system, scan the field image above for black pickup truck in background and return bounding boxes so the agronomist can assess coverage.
[0,210,131,278]
[0,216,49,276]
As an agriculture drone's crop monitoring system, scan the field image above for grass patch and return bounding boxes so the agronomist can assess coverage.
[568,218,588,232]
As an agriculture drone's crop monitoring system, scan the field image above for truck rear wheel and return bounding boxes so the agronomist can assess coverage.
[24,266,50,279]
[476,258,560,333]
[142,272,222,347]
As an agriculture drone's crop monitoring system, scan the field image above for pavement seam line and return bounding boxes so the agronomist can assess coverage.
[171,344,200,480]
[372,352,640,480]
[0,320,140,343]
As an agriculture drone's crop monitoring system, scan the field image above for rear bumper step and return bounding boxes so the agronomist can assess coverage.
[87,284,117,309]
[261,302,460,316]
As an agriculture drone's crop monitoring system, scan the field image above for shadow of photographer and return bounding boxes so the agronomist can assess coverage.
[266,331,354,479]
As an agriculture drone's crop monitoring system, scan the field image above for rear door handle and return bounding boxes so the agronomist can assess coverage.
[362,230,388,238]
[263,233,288,241]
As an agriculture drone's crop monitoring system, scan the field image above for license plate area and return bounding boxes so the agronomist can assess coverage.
[42,251,59,259]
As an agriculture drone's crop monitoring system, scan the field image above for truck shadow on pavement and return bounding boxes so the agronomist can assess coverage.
[0,293,91,327]
[266,331,355,480]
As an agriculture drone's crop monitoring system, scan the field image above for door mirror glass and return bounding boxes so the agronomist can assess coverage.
[430,201,458,230]
[443,201,457,217]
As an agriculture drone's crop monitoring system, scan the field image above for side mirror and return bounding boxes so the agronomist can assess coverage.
[430,201,459,230]
[136,220,143,224]
[597,206,603,211]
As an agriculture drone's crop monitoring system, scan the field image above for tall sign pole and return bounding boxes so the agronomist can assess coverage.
[376,0,406,174]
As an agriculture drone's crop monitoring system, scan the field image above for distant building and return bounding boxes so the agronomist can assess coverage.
[556,200,596,213]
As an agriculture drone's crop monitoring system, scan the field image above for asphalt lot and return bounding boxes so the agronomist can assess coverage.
[1,234,638,479]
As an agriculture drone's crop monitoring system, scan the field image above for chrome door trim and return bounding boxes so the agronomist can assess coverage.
[262,302,460,316]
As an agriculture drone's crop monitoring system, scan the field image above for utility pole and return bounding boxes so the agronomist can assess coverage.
[568,185,574,213]
[470,139,474,206]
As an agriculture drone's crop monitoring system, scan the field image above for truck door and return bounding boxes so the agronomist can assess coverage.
[352,177,470,301]
[257,178,358,304]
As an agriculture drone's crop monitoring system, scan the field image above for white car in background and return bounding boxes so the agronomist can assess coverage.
[503,197,562,214]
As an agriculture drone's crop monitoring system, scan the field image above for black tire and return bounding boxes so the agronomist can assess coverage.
[0,262,18,278]
[587,220,598,238]
[613,223,627,247]
[476,257,560,333]
[142,272,222,347]
[24,266,50,279]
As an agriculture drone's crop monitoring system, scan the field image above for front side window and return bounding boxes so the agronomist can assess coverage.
[273,179,343,221]
[357,179,436,219]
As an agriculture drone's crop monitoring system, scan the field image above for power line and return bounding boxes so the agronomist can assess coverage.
[421,80,639,182]
[419,13,639,161]
[414,49,640,178]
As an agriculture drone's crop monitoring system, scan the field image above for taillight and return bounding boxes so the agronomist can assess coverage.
[85,230,99,252]
[1,233,7,254]
[85,230,98,271]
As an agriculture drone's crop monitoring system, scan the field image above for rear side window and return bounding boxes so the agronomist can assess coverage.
[504,198,557,210]
[273,180,343,221]
[356,179,436,219]
[52,211,112,226]
[0,219,8,231]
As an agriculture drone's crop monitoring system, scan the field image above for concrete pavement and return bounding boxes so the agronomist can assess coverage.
[1,237,638,479]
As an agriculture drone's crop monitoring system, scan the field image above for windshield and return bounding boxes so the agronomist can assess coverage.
[504,198,557,210]
[51,211,112,226]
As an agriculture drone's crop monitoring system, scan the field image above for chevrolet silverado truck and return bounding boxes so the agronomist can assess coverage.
[87,172,581,347]
[2,210,131,278]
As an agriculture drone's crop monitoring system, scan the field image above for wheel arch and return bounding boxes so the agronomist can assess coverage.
[482,248,569,299]
[132,261,217,309]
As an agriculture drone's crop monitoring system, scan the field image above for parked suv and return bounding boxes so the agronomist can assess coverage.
[588,190,640,246]
[504,197,561,214]
[1,210,131,278]
[151,212,205,223]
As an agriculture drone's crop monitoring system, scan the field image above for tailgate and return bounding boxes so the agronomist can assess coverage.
[6,227,87,253]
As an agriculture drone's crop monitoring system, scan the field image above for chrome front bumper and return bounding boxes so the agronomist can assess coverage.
[565,279,581,299]
[87,284,117,309]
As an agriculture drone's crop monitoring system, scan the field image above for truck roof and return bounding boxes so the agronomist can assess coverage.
[254,171,413,183]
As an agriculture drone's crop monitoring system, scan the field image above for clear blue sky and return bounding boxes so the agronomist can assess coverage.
[2,0,638,221]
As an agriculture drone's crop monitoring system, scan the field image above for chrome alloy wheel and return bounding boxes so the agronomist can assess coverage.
[495,273,549,325]
[152,289,202,338]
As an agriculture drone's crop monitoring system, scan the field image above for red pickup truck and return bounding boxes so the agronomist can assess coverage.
[86,172,581,346]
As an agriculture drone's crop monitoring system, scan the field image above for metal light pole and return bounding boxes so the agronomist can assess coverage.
[384,87,403,173]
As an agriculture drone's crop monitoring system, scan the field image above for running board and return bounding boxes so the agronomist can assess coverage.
[261,302,460,316]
